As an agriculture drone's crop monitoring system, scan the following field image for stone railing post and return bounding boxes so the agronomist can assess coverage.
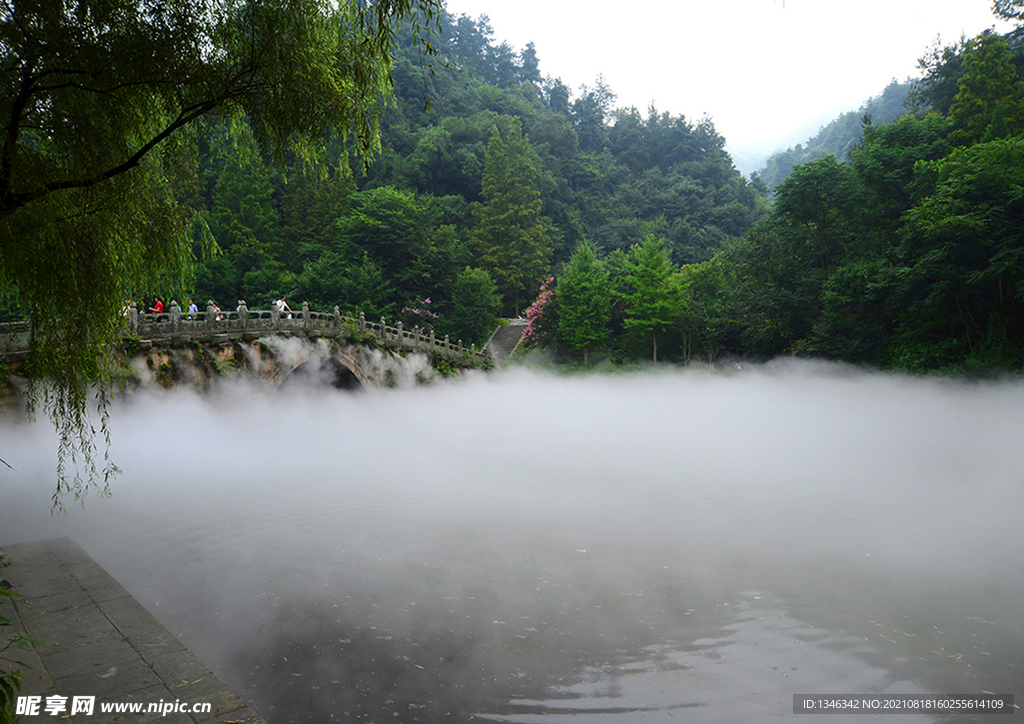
[396,321,403,346]
[128,304,139,335]
[271,302,280,328]
[444,335,450,354]
[206,302,216,331]
[458,339,463,354]
[380,317,387,342]
[429,330,436,352]
[333,306,341,330]
[302,301,310,328]
[170,300,181,332]
[238,301,248,329]
[358,312,366,333]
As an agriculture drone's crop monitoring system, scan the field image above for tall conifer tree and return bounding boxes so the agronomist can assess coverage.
[209,119,284,296]
[558,239,610,364]
[623,236,679,362]
[948,34,1024,145]
[471,119,551,315]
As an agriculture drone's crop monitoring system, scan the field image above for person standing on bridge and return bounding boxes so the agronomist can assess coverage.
[148,298,164,315]
[276,296,292,318]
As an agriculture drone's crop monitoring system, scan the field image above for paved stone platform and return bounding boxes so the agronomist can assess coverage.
[1,538,267,724]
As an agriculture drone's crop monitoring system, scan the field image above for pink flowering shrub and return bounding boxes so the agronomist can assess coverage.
[400,297,440,334]
[521,277,559,349]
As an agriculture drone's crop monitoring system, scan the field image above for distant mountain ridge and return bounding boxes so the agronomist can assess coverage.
[756,79,914,189]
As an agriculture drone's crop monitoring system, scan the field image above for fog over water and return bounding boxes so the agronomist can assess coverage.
[2,358,1023,722]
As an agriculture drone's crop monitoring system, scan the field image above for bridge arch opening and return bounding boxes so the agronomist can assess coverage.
[280,357,364,392]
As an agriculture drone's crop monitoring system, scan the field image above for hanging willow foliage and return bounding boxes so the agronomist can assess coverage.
[0,0,443,505]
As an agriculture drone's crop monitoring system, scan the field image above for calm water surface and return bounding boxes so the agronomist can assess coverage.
[2,361,1022,722]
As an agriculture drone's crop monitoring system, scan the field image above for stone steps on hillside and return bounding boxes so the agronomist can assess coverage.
[484,320,527,363]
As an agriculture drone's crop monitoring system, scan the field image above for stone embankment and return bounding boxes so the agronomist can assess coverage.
[2,538,267,723]
[122,335,439,393]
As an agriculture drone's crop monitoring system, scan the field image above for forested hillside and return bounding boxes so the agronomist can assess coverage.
[757,79,913,189]
[180,11,768,344]
[6,3,1020,377]
[530,22,1024,373]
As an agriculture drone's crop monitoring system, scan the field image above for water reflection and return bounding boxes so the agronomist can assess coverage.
[1,361,1022,722]
[485,594,937,724]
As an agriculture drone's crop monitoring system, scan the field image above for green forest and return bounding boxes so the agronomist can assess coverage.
[149,10,771,348]
[757,79,914,190]
[4,0,1024,507]
[526,22,1024,372]
[5,3,1024,374]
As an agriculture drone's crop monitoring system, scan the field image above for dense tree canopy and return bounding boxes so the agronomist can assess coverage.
[183,10,762,352]
[0,0,444,502]
[947,34,1024,145]
[13,0,1021,500]
[526,19,1024,373]
[759,80,913,189]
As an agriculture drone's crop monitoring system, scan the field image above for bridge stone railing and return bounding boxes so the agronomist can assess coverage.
[0,319,31,359]
[0,301,486,365]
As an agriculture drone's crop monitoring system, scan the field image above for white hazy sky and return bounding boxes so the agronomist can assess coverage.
[440,0,1013,158]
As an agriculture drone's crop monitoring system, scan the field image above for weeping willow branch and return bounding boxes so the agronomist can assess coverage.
[1,0,444,504]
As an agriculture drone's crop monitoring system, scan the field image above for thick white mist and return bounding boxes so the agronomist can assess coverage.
[2,360,1022,722]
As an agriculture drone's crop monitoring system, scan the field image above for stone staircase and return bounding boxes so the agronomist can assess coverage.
[483,319,527,364]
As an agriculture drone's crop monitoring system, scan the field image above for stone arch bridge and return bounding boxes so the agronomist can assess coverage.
[0,301,491,390]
